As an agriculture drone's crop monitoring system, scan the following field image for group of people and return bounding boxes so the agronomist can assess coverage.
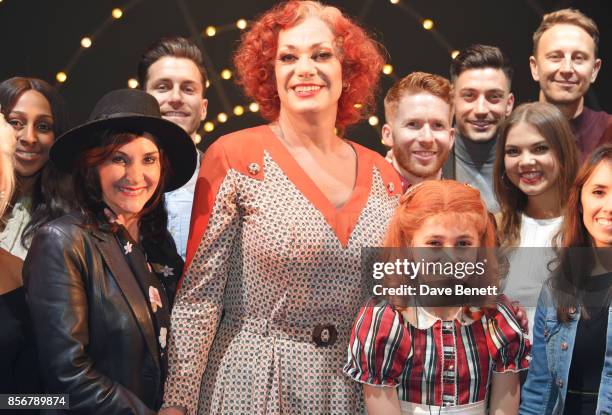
[0,1,610,414]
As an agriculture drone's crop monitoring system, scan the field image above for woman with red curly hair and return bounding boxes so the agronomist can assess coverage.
[163,1,401,414]
[345,181,530,414]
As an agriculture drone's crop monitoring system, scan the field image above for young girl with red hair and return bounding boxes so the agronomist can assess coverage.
[345,180,530,415]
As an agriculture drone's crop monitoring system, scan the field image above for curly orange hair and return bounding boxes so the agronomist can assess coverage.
[384,180,501,315]
[384,180,497,249]
[233,0,385,129]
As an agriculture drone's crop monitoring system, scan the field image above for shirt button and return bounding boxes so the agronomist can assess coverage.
[556,379,563,388]
[560,342,568,350]
[248,162,260,175]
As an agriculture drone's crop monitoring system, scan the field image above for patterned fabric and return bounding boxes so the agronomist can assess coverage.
[0,196,31,259]
[344,299,530,407]
[114,225,172,381]
[142,229,184,308]
[164,125,402,414]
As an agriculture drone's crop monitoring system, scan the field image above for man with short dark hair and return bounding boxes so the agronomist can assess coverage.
[530,8,610,161]
[138,37,208,259]
[382,72,455,192]
[443,44,515,212]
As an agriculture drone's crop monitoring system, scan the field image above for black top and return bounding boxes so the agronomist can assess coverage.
[23,211,181,414]
[0,286,42,414]
[564,272,612,415]
[114,225,175,387]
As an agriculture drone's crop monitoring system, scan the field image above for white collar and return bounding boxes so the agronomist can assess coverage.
[399,306,477,330]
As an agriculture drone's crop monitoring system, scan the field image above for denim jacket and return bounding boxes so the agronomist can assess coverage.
[520,284,612,415]
[166,151,201,260]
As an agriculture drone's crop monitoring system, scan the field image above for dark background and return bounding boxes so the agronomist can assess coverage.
[1,0,609,154]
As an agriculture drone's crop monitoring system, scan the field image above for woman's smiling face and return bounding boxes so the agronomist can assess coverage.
[581,160,612,248]
[98,135,161,221]
[275,17,343,118]
[504,121,560,201]
[7,90,55,178]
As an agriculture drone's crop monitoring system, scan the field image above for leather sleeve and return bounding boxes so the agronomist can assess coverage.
[23,223,156,415]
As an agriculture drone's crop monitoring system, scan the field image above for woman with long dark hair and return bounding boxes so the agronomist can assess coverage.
[23,89,195,414]
[0,77,72,259]
[493,102,579,338]
[520,145,612,414]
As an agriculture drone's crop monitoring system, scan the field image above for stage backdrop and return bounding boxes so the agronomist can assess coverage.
[0,0,609,153]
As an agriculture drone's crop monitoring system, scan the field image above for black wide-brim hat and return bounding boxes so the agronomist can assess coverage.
[51,89,197,192]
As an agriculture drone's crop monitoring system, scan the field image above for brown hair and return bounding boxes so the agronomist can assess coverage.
[383,72,452,122]
[138,37,208,96]
[551,145,612,322]
[494,102,579,247]
[533,8,599,57]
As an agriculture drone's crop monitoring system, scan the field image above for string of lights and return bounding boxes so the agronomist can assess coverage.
[34,0,462,138]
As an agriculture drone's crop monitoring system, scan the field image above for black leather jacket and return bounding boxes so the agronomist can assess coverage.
[23,212,161,415]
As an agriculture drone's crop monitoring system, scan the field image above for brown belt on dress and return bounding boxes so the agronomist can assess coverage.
[220,314,349,347]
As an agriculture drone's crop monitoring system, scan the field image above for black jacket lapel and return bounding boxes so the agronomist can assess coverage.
[92,230,161,370]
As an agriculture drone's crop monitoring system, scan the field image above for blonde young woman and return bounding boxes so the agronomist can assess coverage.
[493,102,579,339]
[0,109,42,398]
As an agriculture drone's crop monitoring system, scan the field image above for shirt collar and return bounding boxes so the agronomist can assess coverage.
[400,306,476,329]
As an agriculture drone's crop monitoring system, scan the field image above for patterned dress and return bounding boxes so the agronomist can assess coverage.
[344,299,530,413]
[163,126,402,414]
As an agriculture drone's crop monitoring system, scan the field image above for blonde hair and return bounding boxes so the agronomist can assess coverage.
[0,124,15,216]
[533,8,599,56]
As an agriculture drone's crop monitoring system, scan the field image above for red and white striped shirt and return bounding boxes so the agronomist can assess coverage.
[344,300,530,407]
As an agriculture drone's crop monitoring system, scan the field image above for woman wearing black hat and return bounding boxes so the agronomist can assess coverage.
[23,89,196,414]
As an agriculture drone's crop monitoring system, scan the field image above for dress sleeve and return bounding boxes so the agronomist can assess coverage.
[343,300,412,387]
[486,301,531,373]
[163,141,240,414]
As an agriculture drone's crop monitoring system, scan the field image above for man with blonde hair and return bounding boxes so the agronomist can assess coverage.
[382,72,455,192]
[530,8,610,160]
